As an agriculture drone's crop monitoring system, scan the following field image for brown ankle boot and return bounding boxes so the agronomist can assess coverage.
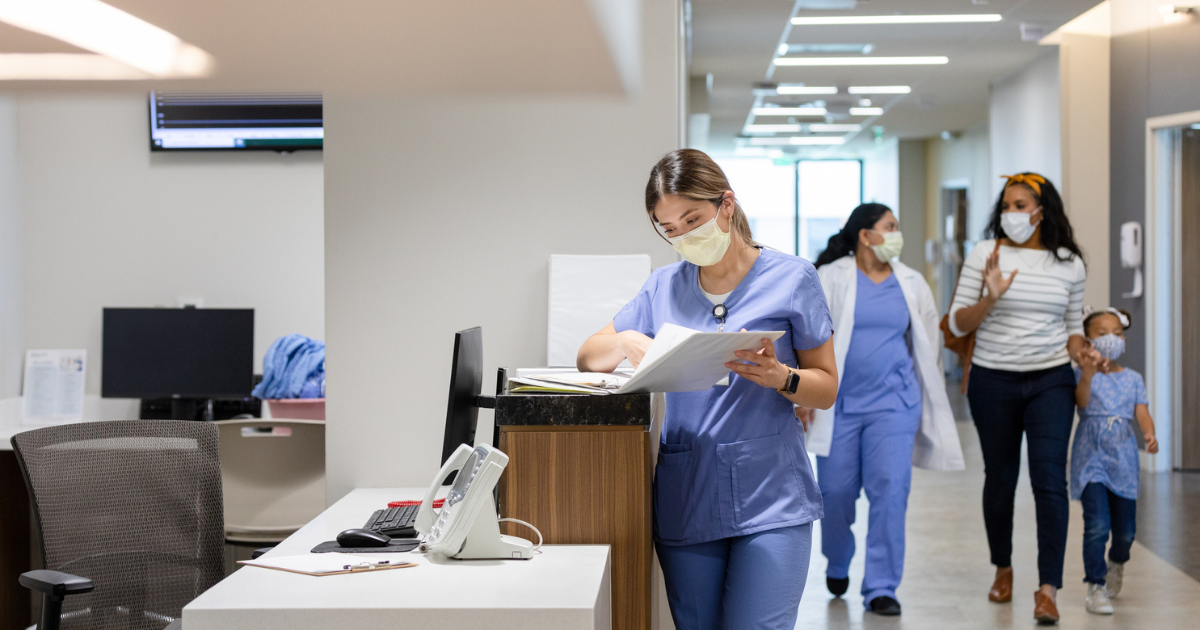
[1033,591,1060,625]
[988,570,1012,603]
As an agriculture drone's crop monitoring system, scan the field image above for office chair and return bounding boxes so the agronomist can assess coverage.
[11,420,225,630]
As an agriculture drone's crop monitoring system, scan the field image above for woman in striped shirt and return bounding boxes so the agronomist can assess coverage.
[948,173,1093,625]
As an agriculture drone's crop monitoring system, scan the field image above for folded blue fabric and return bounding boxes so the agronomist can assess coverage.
[252,334,326,399]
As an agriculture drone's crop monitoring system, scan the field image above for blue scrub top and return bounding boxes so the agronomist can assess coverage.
[838,271,920,415]
[613,248,832,546]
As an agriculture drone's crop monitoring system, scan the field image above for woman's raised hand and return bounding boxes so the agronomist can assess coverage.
[983,248,1018,301]
[616,330,653,369]
[725,336,790,391]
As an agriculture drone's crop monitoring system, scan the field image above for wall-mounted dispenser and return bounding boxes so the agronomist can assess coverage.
[1120,221,1143,299]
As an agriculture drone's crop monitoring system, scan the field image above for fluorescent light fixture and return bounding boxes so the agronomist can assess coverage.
[748,136,845,146]
[752,107,828,116]
[809,124,862,132]
[775,56,948,66]
[0,0,213,78]
[745,124,804,133]
[776,85,839,95]
[0,53,150,80]
[848,85,912,94]
[791,14,1002,25]
[781,43,874,55]
[850,107,884,116]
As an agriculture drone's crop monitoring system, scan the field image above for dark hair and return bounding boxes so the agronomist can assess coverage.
[814,203,892,268]
[986,173,1084,265]
[1084,308,1133,336]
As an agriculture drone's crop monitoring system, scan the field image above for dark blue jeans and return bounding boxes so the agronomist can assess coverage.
[967,363,1076,589]
[1080,482,1136,585]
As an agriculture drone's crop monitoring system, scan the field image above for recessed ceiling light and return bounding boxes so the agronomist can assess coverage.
[780,43,875,55]
[791,14,1002,26]
[0,53,149,80]
[809,124,862,132]
[749,137,845,146]
[849,107,884,116]
[776,85,839,95]
[0,0,213,77]
[745,124,804,133]
[848,86,912,94]
[752,107,828,116]
[774,56,948,66]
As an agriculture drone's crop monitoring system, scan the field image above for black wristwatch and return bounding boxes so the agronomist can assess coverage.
[776,368,800,395]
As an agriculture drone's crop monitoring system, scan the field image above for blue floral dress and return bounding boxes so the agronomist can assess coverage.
[1070,367,1148,501]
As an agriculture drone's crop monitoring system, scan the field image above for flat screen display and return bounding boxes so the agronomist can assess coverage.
[149,91,322,151]
[102,308,254,398]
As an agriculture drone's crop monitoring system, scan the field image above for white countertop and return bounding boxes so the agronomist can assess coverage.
[184,487,612,630]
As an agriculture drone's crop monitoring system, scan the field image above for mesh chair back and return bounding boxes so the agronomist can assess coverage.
[12,420,224,630]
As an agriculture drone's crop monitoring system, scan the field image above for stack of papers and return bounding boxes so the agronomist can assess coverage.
[511,324,784,395]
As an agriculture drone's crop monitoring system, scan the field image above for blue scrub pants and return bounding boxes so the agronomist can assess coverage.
[656,523,812,630]
[816,403,921,604]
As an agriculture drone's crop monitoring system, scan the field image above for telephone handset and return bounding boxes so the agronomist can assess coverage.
[415,444,535,560]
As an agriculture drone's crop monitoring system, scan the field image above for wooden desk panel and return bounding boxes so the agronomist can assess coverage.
[499,426,651,630]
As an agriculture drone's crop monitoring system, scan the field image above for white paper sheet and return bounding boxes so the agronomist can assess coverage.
[547,254,651,367]
[22,349,87,425]
[615,325,785,394]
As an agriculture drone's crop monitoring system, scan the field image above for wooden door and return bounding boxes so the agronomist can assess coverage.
[1181,127,1200,469]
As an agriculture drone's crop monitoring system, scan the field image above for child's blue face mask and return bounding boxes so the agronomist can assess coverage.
[1092,334,1125,361]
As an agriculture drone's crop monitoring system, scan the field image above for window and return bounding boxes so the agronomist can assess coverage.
[798,160,862,261]
[716,158,798,255]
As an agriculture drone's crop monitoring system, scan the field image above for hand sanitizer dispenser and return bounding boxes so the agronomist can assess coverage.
[1120,221,1143,299]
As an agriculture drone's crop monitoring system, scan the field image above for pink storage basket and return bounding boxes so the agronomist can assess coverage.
[266,398,325,420]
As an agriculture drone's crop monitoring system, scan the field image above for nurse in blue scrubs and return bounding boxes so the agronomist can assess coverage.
[578,149,839,630]
[802,203,964,616]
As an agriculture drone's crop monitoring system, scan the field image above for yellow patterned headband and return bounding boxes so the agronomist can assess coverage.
[1000,173,1046,196]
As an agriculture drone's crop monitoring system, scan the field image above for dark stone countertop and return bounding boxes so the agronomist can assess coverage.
[494,393,651,427]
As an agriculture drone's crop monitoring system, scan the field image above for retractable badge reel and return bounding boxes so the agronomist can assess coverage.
[713,303,728,332]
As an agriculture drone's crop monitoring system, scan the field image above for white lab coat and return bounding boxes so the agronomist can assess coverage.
[808,256,965,471]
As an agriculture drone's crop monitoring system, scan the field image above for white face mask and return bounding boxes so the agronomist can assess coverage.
[868,230,903,262]
[665,213,732,267]
[1001,208,1041,245]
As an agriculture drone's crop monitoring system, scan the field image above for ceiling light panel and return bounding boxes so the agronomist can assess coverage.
[849,107,884,116]
[774,56,948,66]
[745,124,804,133]
[780,43,874,55]
[809,124,862,132]
[752,107,828,116]
[0,0,213,78]
[776,85,838,95]
[791,14,1002,26]
[848,86,911,94]
[748,136,845,146]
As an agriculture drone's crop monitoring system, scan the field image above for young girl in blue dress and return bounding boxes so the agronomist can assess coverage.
[1072,307,1158,616]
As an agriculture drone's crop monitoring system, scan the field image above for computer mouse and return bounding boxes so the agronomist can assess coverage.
[336,528,391,548]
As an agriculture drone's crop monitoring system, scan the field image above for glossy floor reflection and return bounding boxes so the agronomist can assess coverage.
[796,420,1200,628]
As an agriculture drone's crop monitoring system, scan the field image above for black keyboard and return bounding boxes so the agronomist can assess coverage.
[363,505,419,538]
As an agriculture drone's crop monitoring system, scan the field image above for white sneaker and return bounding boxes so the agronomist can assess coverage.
[1086,583,1114,615]
[1105,561,1125,598]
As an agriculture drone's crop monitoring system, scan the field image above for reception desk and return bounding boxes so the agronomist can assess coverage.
[495,393,653,630]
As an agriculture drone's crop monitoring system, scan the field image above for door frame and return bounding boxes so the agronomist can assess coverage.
[1144,109,1200,471]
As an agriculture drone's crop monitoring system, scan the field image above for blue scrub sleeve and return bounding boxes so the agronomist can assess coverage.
[612,271,659,337]
[790,263,833,351]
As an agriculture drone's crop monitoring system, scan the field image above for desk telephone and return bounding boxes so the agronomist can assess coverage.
[415,444,537,560]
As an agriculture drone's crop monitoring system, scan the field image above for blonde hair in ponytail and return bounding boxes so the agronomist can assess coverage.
[645,149,756,247]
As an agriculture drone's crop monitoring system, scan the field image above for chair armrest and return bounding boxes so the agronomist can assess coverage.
[19,570,95,598]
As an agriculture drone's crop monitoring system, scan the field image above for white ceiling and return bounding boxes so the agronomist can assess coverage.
[0,0,639,95]
[690,0,1103,157]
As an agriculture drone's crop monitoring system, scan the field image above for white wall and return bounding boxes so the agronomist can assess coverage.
[0,95,20,401]
[897,139,927,275]
[989,51,1063,202]
[4,93,325,417]
[862,136,900,211]
[323,0,682,501]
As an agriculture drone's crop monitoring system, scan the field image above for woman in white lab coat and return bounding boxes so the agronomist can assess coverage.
[798,203,964,616]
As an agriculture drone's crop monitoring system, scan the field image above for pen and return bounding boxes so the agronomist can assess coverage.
[344,560,391,571]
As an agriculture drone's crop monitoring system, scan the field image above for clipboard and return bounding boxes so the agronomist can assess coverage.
[614,325,785,394]
[238,552,417,576]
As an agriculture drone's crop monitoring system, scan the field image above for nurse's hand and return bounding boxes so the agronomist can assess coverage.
[617,330,653,369]
[725,337,789,391]
[795,407,814,431]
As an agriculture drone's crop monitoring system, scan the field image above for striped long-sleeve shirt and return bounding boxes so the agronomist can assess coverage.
[948,239,1086,372]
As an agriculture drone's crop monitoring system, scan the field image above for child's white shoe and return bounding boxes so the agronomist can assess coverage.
[1086,583,1114,615]
[1105,561,1124,597]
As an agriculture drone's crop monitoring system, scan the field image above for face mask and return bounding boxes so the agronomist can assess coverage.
[667,213,731,267]
[1092,334,1125,362]
[1001,208,1041,244]
[868,230,903,262]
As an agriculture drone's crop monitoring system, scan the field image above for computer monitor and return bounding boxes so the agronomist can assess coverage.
[102,308,254,419]
[441,327,500,484]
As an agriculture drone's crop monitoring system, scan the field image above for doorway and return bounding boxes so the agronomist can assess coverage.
[1180,127,1200,469]
[939,186,969,313]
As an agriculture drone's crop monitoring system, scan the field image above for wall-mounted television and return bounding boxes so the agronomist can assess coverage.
[149,91,322,151]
